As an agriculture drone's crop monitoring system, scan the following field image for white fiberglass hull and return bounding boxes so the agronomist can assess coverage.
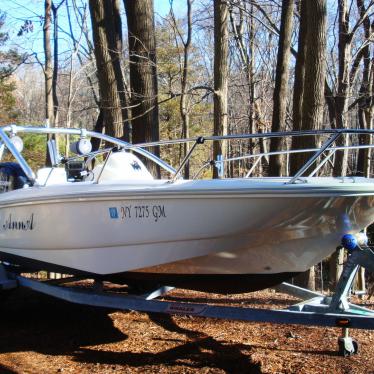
[0,177,373,292]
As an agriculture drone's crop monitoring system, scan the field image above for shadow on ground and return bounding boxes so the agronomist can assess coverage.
[0,288,263,372]
[72,312,262,373]
[0,288,126,354]
[0,364,17,374]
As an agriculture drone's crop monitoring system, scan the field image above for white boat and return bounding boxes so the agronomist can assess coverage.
[0,125,373,293]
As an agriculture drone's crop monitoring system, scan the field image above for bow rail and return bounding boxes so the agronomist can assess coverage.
[0,125,373,184]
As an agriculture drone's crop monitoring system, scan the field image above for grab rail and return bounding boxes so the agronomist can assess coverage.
[0,125,177,178]
[0,128,36,182]
[287,133,341,184]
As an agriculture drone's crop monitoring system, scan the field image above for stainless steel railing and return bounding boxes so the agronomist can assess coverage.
[0,125,373,184]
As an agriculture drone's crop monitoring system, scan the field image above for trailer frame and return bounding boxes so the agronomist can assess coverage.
[1,244,374,357]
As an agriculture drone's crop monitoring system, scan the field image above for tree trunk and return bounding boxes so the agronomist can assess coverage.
[293,0,327,290]
[356,0,372,177]
[325,82,336,128]
[105,0,130,141]
[43,0,54,167]
[268,0,294,176]
[290,0,307,175]
[52,2,60,125]
[229,2,256,172]
[333,0,351,176]
[44,1,58,273]
[89,0,123,138]
[44,0,54,127]
[213,0,229,179]
[294,265,316,291]
[248,4,256,170]
[355,0,373,294]
[124,0,160,176]
[296,0,327,173]
[179,0,192,178]
[91,109,104,153]
[329,247,345,289]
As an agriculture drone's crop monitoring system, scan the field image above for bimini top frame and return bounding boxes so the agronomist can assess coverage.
[1,125,374,184]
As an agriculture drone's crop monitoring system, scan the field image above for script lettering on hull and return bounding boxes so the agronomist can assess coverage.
[1,213,35,231]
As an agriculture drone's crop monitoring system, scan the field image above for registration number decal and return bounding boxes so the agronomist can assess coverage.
[108,204,166,222]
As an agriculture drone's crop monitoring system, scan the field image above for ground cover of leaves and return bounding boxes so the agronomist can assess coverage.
[0,284,373,374]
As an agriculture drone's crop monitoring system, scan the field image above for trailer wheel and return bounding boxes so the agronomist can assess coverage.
[338,337,359,357]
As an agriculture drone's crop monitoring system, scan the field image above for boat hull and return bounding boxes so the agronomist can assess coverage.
[0,178,373,293]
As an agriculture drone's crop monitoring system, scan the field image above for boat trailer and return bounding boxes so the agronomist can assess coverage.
[1,238,374,357]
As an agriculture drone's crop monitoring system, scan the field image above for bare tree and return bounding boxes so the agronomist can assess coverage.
[330,0,374,175]
[105,0,130,141]
[213,0,229,178]
[229,1,258,173]
[268,0,294,176]
[355,0,373,177]
[124,0,160,175]
[332,0,352,176]
[290,0,307,175]
[353,0,374,293]
[180,0,193,178]
[168,0,193,178]
[44,0,54,127]
[89,0,123,138]
[51,1,65,125]
[294,0,327,290]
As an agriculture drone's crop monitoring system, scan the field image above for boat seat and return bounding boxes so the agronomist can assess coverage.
[36,167,68,185]
[0,162,31,192]
[91,152,154,182]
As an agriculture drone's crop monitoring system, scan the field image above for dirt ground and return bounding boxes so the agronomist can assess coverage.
[0,284,373,374]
